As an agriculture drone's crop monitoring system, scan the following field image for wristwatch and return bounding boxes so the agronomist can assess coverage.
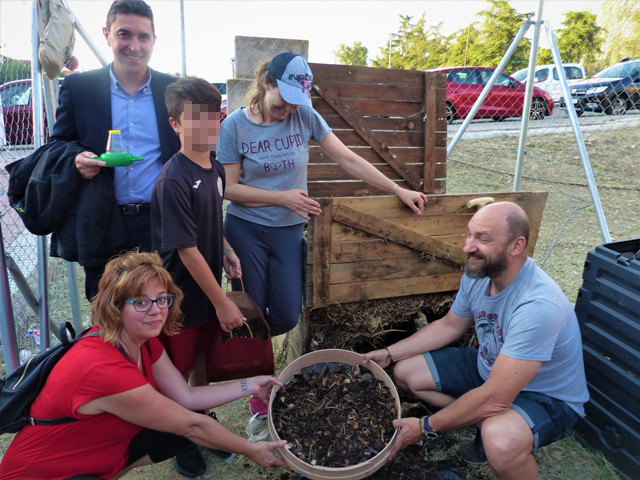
[420,415,439,439]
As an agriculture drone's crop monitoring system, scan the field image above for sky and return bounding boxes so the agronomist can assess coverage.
[0,0,603,82]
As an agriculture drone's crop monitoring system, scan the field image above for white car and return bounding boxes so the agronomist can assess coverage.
[511,64,586,103]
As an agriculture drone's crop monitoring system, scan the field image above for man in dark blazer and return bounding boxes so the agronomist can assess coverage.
[49,0,179,300]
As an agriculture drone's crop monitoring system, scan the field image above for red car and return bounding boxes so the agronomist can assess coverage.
[429,67,554,123]
[0,78,62,146]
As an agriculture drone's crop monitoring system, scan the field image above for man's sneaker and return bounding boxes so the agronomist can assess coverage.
[458,428,488,465]
[171,442,206,477]
[249,395,268,417]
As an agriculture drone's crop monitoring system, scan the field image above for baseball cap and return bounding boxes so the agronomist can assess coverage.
[267,52,313,108]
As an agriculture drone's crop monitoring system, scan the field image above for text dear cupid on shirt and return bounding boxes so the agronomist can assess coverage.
[241,134,304,155]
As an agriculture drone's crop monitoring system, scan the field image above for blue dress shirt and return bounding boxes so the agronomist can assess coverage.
[109,65,163,204]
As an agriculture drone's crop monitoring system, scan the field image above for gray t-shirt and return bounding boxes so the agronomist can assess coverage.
[219,106,331,227]
[451,257,589,416]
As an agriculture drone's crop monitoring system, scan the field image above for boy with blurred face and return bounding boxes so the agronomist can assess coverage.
[152,77,242,477]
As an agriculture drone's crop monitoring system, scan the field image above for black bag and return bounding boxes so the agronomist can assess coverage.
[0,322,97,434]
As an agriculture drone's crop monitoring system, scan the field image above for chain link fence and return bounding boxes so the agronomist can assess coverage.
[0,56,89,374]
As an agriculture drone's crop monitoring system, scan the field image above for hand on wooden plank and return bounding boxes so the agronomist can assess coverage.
[281,189,322,220]
[395,186,428,215]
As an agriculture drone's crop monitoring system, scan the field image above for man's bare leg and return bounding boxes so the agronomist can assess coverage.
[482,409,538,480]
[393,355,456,408]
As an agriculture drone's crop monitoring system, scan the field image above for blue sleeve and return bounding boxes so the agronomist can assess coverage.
[219,113,242,164]
[306,107,331,143]
[500,299,564,362]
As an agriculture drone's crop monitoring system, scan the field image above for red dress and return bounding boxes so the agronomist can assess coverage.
[0,329,164,479]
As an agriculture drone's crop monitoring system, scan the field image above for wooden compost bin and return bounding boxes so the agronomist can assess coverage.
[285,63,547,358]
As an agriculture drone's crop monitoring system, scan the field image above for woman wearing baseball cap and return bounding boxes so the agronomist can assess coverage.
[219,53,428,415]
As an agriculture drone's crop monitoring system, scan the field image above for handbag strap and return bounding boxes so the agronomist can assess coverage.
[229,320,253,339]
[225,277,245,293]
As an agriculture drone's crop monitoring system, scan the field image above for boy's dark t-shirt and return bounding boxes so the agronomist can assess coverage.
[151,151,225,327]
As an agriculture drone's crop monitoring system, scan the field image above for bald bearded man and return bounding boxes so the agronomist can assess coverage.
[364,202,588,480]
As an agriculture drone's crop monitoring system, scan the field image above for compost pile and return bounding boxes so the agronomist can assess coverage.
[271,363,397,468]
[220,318,269,343]
[308,293,465,353]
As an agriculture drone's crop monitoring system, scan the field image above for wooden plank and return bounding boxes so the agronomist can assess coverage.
[308,179,446,198]
[328,272,463,304]
[308,163,445,182]
[321,114,423,131]
[307,233,468,264]
[424,72,437,193]
[330,256,459,284]
[333,204,467,265]
[331,192,548,218]
[311,81,423,102]
[308,163,419,181]
[332,129,423,148]
[330,213,470,243]
[313,82,422,190]
[310,63,424,86]
[309,146,425,164]
[522,192,548,254]
[435,74,448,130]
[311,199,333,308]
[321,239,420,264]
[313,98,423,117]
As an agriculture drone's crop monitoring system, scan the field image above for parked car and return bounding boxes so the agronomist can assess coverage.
[430,67,554,124]
[511,63,586,103]
[560,59,640,116]
[0,78,63,145]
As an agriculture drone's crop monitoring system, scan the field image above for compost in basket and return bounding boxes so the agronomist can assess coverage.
[271,362,397,468]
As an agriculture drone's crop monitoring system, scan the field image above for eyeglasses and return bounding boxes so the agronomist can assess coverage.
[125,294,174,312]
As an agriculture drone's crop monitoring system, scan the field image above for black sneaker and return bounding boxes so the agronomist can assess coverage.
[171,442,206,478]
[205,411,233,459]
[458,428,488,465]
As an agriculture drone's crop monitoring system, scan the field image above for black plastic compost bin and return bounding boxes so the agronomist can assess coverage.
[574,238,640,480]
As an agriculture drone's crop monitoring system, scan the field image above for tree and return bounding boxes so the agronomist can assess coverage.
[471,0,532,71]
[0,55,31,85]
[555,11,604,71]
[443,23,481,66]
[598,0,640,71]
[333,42,368,66]
[372,15,449,70]
[537,49,553,65]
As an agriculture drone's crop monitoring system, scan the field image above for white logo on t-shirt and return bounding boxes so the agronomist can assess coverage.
[193,180,202,189]
[217,177,224,198]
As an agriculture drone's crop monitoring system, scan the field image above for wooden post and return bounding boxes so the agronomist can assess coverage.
[423,72,437,193]
[312,199,333,308]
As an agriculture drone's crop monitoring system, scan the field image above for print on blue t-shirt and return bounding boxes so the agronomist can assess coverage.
[450,258,589,416]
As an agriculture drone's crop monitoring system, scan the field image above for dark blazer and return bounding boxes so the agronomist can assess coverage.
[51,66,179,162]
[7,66,180,267]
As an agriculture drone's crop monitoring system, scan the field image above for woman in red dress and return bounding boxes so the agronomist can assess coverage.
[0,251,287,479]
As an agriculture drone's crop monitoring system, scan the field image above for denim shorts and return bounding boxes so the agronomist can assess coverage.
[423,347,579,450]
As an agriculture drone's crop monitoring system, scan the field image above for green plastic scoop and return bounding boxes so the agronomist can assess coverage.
[99,152,145,167]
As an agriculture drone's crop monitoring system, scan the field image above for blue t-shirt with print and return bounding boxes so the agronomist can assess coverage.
[219,106,331,227]
[451,257,589,416]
